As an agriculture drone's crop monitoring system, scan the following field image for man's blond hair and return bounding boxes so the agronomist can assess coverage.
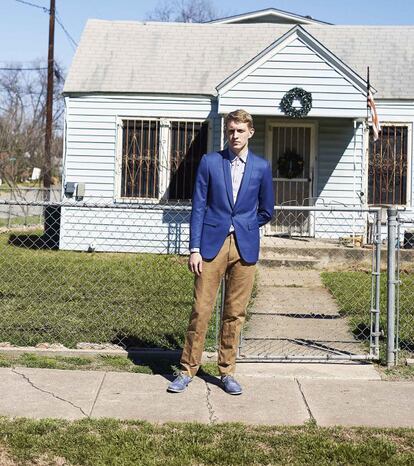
[224,109,254,129]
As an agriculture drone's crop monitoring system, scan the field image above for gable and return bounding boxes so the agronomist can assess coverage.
[217,28,369,118]
[209,8,330,25]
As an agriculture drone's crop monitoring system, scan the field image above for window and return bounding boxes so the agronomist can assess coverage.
[121,119,160,198]
[169,121,208,200]
[368,125,409,205]
[120,118,208,200]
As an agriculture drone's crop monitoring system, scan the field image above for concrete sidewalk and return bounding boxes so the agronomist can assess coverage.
[1,363,413,428]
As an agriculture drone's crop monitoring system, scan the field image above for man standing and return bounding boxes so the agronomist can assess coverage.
[168,109,274,395]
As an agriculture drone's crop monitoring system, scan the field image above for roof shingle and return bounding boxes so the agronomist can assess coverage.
[63,20,414,99]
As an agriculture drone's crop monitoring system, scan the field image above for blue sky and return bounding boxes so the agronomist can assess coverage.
[2,0,414,71]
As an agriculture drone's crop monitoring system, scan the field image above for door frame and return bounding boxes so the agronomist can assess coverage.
[264,119,319,236]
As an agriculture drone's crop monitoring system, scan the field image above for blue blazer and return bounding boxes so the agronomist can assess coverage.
[189,148,274,264]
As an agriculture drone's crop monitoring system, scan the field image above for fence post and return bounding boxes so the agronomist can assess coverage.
[371,211,382,358]
[387,207,397,367]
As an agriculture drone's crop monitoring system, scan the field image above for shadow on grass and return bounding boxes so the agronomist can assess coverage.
[126,350,220,384]
[398,340,414,353]
[352,322,371,341]
[113,333,185,351]
[8,233,59,250]
[7,205,61,249]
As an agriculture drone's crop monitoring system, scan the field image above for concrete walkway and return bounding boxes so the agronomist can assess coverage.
[1,364,414,428]
[240,266,366,358]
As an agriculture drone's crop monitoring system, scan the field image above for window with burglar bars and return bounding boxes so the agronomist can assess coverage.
[368,125,409,205]
[121,119,160,198]
[120,118,208,200]
[168,121,208,200]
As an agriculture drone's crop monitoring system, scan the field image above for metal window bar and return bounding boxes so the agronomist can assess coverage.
[121,119,160,198]
[169,121,208,200]
[368,126,408,205]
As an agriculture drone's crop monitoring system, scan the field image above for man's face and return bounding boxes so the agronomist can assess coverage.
[226,120,255,155]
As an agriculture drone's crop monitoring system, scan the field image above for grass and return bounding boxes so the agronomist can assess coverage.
[0,231,219,350]
[0,352,221,376]
[0,418,412,465]
[321,271,414,361]
[381,363,414,381]
[0,215,42,228]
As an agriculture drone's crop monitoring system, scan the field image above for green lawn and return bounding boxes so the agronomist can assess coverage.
[0,232,219,350]
[0,418,412,465]
[0,215,42,228]
[321,271,414,356]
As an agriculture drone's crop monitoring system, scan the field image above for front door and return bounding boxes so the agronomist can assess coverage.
[266,122,315,236]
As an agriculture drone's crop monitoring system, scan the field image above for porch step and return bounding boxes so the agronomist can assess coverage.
[261,245,371,261]
[259,244,374,269]
[260,256,319,269]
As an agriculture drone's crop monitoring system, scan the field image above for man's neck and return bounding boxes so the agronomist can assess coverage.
[230,146,248,159]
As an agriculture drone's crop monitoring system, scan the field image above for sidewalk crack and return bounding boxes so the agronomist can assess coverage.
[204,380,218,424]
[12,368,89,418]
[295,378,316,425]
[89,372,106,417]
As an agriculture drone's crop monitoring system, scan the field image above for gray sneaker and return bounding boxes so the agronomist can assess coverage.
[221,375,242,395]
[167,374,192,393]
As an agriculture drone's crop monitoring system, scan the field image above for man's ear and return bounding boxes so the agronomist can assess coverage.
[248,127,255,139]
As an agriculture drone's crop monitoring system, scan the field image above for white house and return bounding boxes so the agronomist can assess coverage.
[60,8,414,253]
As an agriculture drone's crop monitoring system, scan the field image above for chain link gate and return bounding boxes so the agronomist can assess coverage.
[237,206,382,362]
[395,213,414,364]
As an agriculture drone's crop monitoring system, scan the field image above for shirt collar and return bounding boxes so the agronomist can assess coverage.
[228,148,248,164]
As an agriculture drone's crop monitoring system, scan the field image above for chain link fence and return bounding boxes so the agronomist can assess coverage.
[396,214,414,362]
[1,196,413,367]
[0,196,220,351]
[0,187,61,229]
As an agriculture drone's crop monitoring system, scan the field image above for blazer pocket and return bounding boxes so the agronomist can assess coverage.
[203,218,218,227]
[248,221,259,230]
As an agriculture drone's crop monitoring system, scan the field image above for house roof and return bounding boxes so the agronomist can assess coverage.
[216,25,370,96]
[63,20,414,99]
[208,8,330,25]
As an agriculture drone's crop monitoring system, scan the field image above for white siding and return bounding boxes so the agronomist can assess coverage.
[64,94,217,200]
[61,94,218,253]
[218,37,366,118]
[59,206,191,254]
[61,92,414,250]
[313,119,365,238]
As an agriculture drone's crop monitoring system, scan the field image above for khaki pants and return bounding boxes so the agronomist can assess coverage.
[180,233,256,377]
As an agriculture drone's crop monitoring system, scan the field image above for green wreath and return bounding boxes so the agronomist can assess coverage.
[280,87,312,118]
[277,149,304,179]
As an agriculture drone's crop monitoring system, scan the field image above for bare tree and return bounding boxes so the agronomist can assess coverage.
[146,0,218,23]
[0,61,64,191]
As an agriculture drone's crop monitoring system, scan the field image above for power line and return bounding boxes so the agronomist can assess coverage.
[13,0,79,55]
[14,0,49,13]
[0,67,48,71]
[56,13,78,50]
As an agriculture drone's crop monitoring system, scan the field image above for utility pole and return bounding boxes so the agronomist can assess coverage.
[44,0,55,200]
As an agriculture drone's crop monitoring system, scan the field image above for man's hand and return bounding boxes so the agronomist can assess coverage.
[188,252,203,276]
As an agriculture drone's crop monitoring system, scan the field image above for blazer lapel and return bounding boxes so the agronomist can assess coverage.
[222,149,235,208]
[234,150,254,210]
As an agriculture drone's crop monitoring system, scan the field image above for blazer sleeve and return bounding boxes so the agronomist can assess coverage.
[189,154,209,250]
[257,161,274,227]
